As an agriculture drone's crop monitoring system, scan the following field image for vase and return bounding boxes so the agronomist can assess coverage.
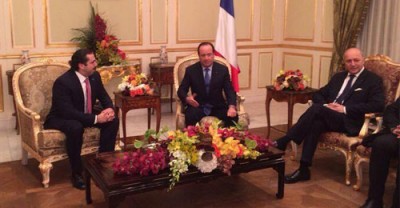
[159,46,168,64]
[21,50,31,64]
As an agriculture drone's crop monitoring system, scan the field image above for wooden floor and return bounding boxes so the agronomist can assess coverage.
[0,126,396,208]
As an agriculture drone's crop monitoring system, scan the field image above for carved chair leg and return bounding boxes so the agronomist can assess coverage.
[21,148,28,165]
[290,141,297,161]
[39,161,53,188]
[345,151,354,186]
[353,156,368,191]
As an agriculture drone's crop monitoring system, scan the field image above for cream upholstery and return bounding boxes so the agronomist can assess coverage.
[173,53,249,130]
[318,54,400,186]
[352,55,400,190]
[12,59,101,188]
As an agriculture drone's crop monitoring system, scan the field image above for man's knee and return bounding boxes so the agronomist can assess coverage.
[66,120,85,136]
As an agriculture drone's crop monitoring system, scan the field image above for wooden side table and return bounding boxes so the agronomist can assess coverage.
[149,62,175,112]
[114,92,161,149]
[6,70,19,134]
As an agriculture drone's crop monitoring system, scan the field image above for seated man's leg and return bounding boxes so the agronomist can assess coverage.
[96,117,119,153]
[185,106,205,126]
[210,107,238,127]
[364,134,398,207]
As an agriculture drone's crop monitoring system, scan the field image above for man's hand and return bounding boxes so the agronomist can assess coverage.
[185,93,199,107]
[227,105,237,117]
[97,108,115,123]
[392,125,400,138]
[325,102,345,113]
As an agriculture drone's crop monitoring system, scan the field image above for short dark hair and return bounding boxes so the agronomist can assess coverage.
[197,42,215,55]
[69,49,94,71]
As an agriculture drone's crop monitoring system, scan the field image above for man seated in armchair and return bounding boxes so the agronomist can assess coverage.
[177,42,238,127]
[274,48,385,183]
[44,49,119,190]
[360,98,400,208]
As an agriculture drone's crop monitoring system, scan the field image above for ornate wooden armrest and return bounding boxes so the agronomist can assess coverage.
[358,112,383,138]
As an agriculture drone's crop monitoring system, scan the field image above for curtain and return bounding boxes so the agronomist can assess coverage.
[329,0,370,77]
[357,0,400,62]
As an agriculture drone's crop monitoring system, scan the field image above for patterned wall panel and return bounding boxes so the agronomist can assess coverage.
[45,0,141,47]
[238,53,251,89]
[10,0,34,47]
[283,53,313,85]
[319,56,331,87]
[322,0,334,42]
[259,0,274,40]
[258,52,273,88]
[150,0,168,44]
[284,0,316,41]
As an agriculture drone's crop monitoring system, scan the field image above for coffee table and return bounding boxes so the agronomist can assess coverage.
[83,148,285,207]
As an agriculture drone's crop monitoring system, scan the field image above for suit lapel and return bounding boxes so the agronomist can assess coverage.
[70,70,86,110]
[343,70,368,102]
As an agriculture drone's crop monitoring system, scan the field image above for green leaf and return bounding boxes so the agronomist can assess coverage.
[144,129,156,140]
[133,140,144,149]
[244,138,257,150]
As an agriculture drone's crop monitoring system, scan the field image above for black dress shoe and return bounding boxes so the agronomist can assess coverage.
[360,198,383,208]
[284,168,310,184]
[71,174,86,190]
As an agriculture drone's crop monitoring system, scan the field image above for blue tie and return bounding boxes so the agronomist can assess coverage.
[336,74,355,104]
[204,68,210,94]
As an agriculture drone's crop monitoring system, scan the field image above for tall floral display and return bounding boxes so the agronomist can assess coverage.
[71,3,126,67]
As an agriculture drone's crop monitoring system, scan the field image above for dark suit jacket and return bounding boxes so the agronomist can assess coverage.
[177,61,236,109]
[45,69,114,127]
[312,69,385,135]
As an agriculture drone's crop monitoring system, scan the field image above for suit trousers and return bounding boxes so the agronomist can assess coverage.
[368,133,399,207]
[185,105,238,127]
[286,104,347,165]
[44,117,119,174]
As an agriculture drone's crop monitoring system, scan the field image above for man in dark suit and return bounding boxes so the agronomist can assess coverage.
[177,42,237,127]
[275,48,385,183]
[360,98,399,208]
[44,49,119,190]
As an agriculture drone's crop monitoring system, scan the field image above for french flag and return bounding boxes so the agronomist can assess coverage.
[215,0,240,92]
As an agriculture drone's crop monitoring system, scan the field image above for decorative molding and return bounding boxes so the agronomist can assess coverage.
[150,0,168,44]
[283,0,316,42]
[236,0,254,42]
[238,53,252,90]
[9,0,36,48]
[321,0,334,43]
[0,66,3,112]
[282,52,313,84]
[259,0,275,41]
[257,52,273,88]
[319,55,331,87]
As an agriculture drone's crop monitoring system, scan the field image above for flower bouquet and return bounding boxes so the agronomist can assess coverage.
[273,69,310,91]
[117,72,155,97]
[112,119,274,190]
[71,3,126,67]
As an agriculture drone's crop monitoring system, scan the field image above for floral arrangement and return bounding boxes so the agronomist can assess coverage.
[112,120,274,190]
[273,69,310,91]
[117,72,154,97]
[71,3,126,67]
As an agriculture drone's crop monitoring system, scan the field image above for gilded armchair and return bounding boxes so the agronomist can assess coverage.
[352,55,400,190]
[318,54,400,186]
[173,53,249,130]
[12,59,101,188]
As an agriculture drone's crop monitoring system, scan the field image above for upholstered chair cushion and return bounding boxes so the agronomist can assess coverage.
[319,132,359,150]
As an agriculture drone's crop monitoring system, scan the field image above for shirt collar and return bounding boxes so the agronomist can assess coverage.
[202,64,213,71]
[348,67,364,78]
[75,71,87,83]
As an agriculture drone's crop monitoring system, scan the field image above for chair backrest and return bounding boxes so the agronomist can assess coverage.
[12,59,69,122]
[173,53,232,94]
[364,55,400,106]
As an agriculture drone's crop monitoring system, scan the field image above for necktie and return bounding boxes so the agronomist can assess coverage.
[204,68,211,94]
[84,78,92,114]
[335,74,355,104]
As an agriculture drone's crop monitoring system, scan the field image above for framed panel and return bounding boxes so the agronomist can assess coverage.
[259,0,274,40]
[321,0,334,43]
[235,0,253,41]
[45,0,142,47]
[319,56,331,87]
[284,0,316,41]
[283,52,313,85]
[9,0,35,48]
[238,53,251,89]
[0,66,3,112]
[150,0,168,44]
[258,52,273,88]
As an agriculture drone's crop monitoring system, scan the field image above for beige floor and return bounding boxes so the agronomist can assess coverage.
[0,100,308,163]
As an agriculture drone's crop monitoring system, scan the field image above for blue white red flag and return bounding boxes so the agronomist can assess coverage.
[215,0,240,92]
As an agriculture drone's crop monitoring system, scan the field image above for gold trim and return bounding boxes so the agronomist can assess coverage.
[319,55,332,88]
[283,0,316,42]
[282,52,314,85]
[321,0,333,43]
[238,53,252,90]
[237,0,254,42]
[150,0,168,44]
[9,0,36,48]
[259,0,275,41]
[257,52,273,88]
[44,0,143,47]
[0,66,3,112]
